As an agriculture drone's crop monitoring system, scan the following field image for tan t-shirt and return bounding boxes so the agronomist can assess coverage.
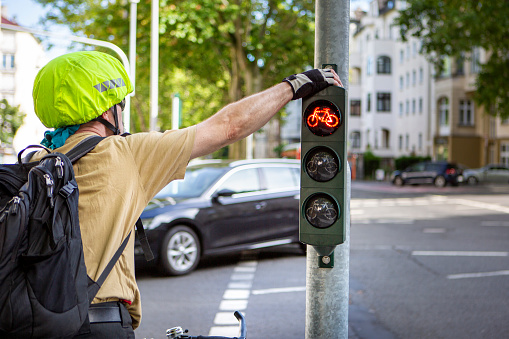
[34,127,196,329]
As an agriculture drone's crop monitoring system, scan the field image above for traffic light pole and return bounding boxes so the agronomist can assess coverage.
[305,0,350,338]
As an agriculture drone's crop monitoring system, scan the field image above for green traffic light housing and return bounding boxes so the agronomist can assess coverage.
[299,85,347,257]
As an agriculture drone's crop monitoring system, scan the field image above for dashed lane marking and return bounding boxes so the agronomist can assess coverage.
[412,251,508,257]
[209,253,257,337]
[448,270,509,280]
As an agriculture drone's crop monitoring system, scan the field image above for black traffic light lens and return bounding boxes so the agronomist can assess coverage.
[304,193,339,228]
[305,147,340,182]
[304,99,341,136]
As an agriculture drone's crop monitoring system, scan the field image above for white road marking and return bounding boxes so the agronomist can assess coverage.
[423,228,446,233]
[223,289,250,300]
[412,251,508,257]
[219,300,248,311]
[208,326,240,337]
[481,221,509,227]
[210,252,257,336]
[447,270,509,280]
[251,286,306,295]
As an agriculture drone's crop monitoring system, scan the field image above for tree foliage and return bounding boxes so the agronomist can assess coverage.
[0,99,25,147]
[396,0,509,119]
[35,0,315,152]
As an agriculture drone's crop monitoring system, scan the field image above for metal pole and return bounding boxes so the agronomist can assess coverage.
[305,1,350,338]
[149,0,159,131]
[126,0,140,133]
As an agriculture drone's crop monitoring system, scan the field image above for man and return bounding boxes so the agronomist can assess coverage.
[32,51,342,338]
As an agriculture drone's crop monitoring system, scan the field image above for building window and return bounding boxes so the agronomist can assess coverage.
[405,134,409,150]
[471,48,481,74]
[419,98,423,114]
[2,54,15,69]
[412,70,416,86]
[350,100,361,116]
[412,99,416,114]
[350,131,361,149]
[501,143,509,167]
[400,50,404,63]
[412,42,417,57]
[399,135,403,150]
[406,100,409,115]
[377,93,391,112]
[377,56,391,74]
[418,133,423,150]
[367,93,371,112]
[438,97,449,126]
[381,129,390,149]
[406,72,409,87]
[459,99,474,126]
[367,56,373,76]
[399,102,403,117]
[399,76,404,90]
[419,67,423,83]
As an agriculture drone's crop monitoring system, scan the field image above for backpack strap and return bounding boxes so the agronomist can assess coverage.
[65,136,106,163]
[136,218,154,261]
[87,231,132,303]
[67,136,154,261]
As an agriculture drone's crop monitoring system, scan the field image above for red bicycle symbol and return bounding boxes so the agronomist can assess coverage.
[307,107,339,128]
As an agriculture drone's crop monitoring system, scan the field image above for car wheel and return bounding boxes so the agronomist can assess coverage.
[434,175,446,188]
[393,176,404,186]
[159,225,201,276]
[467,176,478,185]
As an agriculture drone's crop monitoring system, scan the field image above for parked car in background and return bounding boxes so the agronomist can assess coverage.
[136,159,302,276]
[463,164,509,185]
[391,161,463,187]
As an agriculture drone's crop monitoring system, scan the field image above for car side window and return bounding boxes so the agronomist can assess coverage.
[217,169,260,194]
[262,166,299,190]
[409,163,425,172]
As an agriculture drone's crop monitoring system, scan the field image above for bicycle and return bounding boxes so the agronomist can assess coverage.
[166,311,246,339]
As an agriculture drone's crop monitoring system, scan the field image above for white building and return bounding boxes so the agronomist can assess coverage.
[348,0,434,176]
[350,0,509,173]
[1,9,48,162]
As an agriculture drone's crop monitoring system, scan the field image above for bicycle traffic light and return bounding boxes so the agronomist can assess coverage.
[299,85,347,256]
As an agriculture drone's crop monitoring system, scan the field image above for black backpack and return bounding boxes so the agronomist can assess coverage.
[0,136,152,339]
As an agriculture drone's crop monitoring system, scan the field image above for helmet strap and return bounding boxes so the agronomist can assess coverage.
[92,104,121,135]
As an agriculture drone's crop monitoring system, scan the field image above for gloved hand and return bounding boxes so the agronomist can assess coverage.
[283,69,337,100]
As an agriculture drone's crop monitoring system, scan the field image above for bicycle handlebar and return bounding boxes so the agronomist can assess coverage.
[166,311,246,339]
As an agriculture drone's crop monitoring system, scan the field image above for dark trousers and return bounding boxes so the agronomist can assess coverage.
[73,302,135,339]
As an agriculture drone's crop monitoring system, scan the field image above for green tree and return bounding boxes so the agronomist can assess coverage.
[396,0,509,119]
[36,0,315,157]
[0,99,25,148]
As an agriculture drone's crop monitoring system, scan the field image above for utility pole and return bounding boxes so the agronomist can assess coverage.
[149,0,159,131]
[127,0,139,133]
[305,1,350,338]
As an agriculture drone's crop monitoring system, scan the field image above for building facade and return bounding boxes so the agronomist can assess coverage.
[349,0,509,177]
[1,10,48,162]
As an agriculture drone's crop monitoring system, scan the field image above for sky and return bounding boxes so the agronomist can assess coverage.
[2,0,371,58]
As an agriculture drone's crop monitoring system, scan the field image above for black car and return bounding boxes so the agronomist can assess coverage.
[136,159,302,275]
[391,161,463,187]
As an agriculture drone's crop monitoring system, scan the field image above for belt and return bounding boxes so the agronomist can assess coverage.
[88,303,122,324]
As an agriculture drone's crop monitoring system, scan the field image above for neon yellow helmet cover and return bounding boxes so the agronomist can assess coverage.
[33,51,133,128]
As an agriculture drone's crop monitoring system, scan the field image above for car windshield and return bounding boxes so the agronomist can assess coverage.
[154,166,227,199]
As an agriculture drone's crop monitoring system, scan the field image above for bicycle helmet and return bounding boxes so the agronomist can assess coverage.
[33,51,133,133]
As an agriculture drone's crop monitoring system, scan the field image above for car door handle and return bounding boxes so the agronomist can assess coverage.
[255,202,267,210]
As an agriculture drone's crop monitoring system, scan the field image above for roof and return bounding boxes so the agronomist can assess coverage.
[1,16,19,26]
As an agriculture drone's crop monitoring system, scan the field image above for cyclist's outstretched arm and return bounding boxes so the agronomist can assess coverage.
[189,69,342,160]
[190,82,292,160]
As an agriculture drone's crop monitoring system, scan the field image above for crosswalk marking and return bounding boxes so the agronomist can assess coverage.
[210,252,257,337]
